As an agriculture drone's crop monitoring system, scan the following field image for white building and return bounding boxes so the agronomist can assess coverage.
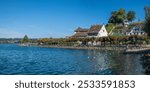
[126,26,146,36]
[87,25,108,38]
[71,24,108,38]
[121,19,147,36]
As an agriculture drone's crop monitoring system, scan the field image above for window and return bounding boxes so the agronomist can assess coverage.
[141,32,143,34]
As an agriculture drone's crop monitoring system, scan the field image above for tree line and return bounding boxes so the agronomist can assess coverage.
[108,8,136,25]
[106,8,136,32]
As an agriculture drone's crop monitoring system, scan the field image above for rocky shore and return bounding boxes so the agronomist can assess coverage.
[32,44,150,52]
[37,45,126,51]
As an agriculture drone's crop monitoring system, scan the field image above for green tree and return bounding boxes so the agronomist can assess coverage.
[106,23,115,33]
[108,8,126,25]
[108,9,136,25]
[127,11,136,22]
[108,11,118,24]
[117,8,126,23]
[144,7,150,18]
[144,16,150,35]
[22,35,29,43]
[144,7,150,36]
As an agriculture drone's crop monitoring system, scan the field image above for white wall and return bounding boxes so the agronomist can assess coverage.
[97,25,108,37]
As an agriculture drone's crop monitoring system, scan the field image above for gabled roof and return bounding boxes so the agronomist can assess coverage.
[72,24,105,38]
[113,22,144,33]
[88,25,103,34]
[72,27,88,38]
[71,32,87,38]
[128,22,144,29]
[74,27,89,32]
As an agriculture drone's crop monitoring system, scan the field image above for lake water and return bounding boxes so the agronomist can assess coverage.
[0,44,145,75]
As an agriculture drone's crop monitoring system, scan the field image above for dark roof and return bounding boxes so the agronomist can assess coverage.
[74,27,89,32]
[72,24,104,37]
[130,22,144,25]
[129,22,144,29]
[71,32,87,38]
[88,25,103,34]
[72,27,89,37]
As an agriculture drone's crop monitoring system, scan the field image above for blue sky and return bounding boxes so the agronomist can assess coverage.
[0,0,150,38]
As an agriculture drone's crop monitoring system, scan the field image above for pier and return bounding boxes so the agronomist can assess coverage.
[124,48,150,54]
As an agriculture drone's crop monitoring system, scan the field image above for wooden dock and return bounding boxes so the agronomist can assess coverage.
[124,48,150,54]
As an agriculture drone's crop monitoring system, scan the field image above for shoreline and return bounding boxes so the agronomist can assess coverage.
[33,45,150,54]
[18,43,150,53]
[37,45,127,51]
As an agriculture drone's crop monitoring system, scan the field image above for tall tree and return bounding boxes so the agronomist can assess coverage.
[127,11,136,22]
[22,35,29,43]
[144,16,150,36]
[108,11,118,24]
[108,8,126,25]
[144,7,150,19]
[118,8,126,23]
[108,8,136,25]
[118,8,126,19]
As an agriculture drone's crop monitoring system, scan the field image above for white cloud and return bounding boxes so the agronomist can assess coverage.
[0,28,24,38]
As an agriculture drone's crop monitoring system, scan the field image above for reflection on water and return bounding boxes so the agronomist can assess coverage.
[0,44,145,75]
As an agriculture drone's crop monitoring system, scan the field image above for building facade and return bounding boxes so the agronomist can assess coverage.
[71,24,108,38]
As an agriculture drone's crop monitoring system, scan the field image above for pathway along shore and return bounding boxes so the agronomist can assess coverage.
[20,43,150,53]
[37,45,126,51]
[34,44,150,53]
[124,48,150,54]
